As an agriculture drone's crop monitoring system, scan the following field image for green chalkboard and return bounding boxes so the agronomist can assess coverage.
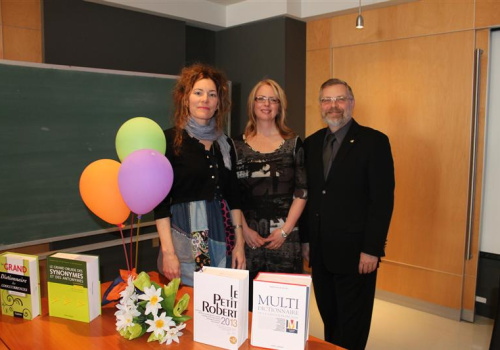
[0,61,176,247]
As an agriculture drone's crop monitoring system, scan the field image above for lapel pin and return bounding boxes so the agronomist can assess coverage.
[350,139,355,143]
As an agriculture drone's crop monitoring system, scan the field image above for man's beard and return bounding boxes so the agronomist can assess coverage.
[322,110,351,128]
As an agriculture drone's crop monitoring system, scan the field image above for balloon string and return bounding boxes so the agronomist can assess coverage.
[130,213,134,271]
[135,215,142,270]
[118,224,131,272]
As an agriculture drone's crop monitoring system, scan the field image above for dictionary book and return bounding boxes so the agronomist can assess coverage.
[47,252,100,323]
[251,272,312,350]
[0,252,41,320]
[193,266,249,349]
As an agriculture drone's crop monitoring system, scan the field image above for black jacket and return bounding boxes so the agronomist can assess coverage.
[302,120,395,273]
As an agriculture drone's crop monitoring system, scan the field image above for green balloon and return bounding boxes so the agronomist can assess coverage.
[115,117,166,161]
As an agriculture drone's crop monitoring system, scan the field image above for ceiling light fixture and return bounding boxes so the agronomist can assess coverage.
[356,0,364,29]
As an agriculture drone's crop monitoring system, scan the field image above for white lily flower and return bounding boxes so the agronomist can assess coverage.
[145,312,175,338]
[160,323,186,345]
[138,285,164,316]
[119,276,136,300]
[116,308,140,331]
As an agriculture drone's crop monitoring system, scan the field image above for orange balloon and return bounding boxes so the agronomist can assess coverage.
[79,159,130,225]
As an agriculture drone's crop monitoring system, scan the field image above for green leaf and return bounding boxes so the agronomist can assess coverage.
[133,272,152,292]
[127,324,145,340]
[172,314,191,323]
[147,332,161,342]
[173,293,190,317]
[161,278,180,316]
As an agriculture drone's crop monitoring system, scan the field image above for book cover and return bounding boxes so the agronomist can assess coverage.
[251,272,312,350]
[47,252,101,323]
[193,266,249,350]
[0,252,41,320]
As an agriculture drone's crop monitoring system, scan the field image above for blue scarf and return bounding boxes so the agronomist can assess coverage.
[185,117,232,170]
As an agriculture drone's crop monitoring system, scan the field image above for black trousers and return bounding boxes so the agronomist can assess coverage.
[312,257,377,350]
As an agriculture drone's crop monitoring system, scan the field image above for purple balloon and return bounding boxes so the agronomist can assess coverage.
[118,149,173,215]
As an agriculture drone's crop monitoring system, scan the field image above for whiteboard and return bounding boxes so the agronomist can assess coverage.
[480,30,500,254]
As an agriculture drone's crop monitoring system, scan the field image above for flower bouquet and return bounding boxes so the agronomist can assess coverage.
[115,271,191,345]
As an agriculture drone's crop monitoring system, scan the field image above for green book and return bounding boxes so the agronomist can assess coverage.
[0,252,41,320]
[47,252,101,323]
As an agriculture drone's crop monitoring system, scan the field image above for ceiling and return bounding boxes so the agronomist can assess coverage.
[86,0,414,31]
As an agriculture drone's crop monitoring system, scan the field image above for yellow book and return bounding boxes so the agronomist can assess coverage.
[0,252,41,320]
[47,252,100,323]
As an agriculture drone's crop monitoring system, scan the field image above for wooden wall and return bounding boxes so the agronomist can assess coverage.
[0,0,42,62]
[306,0,499,317]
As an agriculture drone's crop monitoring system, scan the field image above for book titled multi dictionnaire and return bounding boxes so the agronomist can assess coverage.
[193,266,249,349]
[0,252,41,320]
[251,272,312,350]
[47,252,100,323]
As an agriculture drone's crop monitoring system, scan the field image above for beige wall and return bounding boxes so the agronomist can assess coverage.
[0,0,42,62]
[306,0,499,315]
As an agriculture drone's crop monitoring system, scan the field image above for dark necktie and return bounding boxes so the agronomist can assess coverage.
[323,134,335,178]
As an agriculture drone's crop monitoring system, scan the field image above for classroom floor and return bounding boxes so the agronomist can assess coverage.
[308,289,495,350]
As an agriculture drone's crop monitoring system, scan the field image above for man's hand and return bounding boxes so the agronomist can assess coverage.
[359,252,378,274]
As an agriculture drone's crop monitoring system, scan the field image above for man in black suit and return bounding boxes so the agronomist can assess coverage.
[302,78,395,350]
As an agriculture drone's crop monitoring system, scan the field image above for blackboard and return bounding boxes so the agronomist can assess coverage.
[0,61,176,247]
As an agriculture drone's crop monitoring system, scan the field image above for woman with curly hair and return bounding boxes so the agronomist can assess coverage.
[154,63,245,285]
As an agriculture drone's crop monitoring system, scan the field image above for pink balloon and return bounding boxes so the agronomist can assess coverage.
[118,149,174,215]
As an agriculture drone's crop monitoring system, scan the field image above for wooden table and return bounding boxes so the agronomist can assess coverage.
[0,281,344,350]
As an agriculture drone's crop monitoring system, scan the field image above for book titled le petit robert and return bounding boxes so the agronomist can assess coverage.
[47,252,100,323]
[0,252,41,320]
[193,266,249,350]
[251,272,312,350]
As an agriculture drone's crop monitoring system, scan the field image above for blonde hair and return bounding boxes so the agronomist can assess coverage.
[244,79,295,139]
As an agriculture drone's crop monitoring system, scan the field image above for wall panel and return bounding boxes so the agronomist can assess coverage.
[378,262,463,309]
[0,0,42,62]
[305,48,330,135]
[0,1,4,59]
[476,0,500,28]
[1,0,41,29]
[331,0,474,48]
[2,25,42,62]
[306,18,330,51]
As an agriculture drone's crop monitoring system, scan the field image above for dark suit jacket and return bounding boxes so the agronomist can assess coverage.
[302,120,395,274]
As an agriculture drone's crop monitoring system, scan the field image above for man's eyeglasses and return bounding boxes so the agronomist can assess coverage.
[255,96,280,104]
[320,96,352,104]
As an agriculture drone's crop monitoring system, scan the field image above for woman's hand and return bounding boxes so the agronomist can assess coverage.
[231,242,246,269]
[263,228,287,250]
[156,218,181,280]
[242,226,266,249]
[160,251,181,281]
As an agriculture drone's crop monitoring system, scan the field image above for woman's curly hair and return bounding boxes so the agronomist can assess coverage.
[172,63,231,154]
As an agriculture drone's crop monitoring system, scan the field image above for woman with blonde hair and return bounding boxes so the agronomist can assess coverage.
[154,63,245,286]
[233,79,307,308]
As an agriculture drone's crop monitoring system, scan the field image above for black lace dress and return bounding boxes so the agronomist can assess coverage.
[233,135,307,285]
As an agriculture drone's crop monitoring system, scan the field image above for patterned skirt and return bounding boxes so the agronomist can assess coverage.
[157,198,235,286]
